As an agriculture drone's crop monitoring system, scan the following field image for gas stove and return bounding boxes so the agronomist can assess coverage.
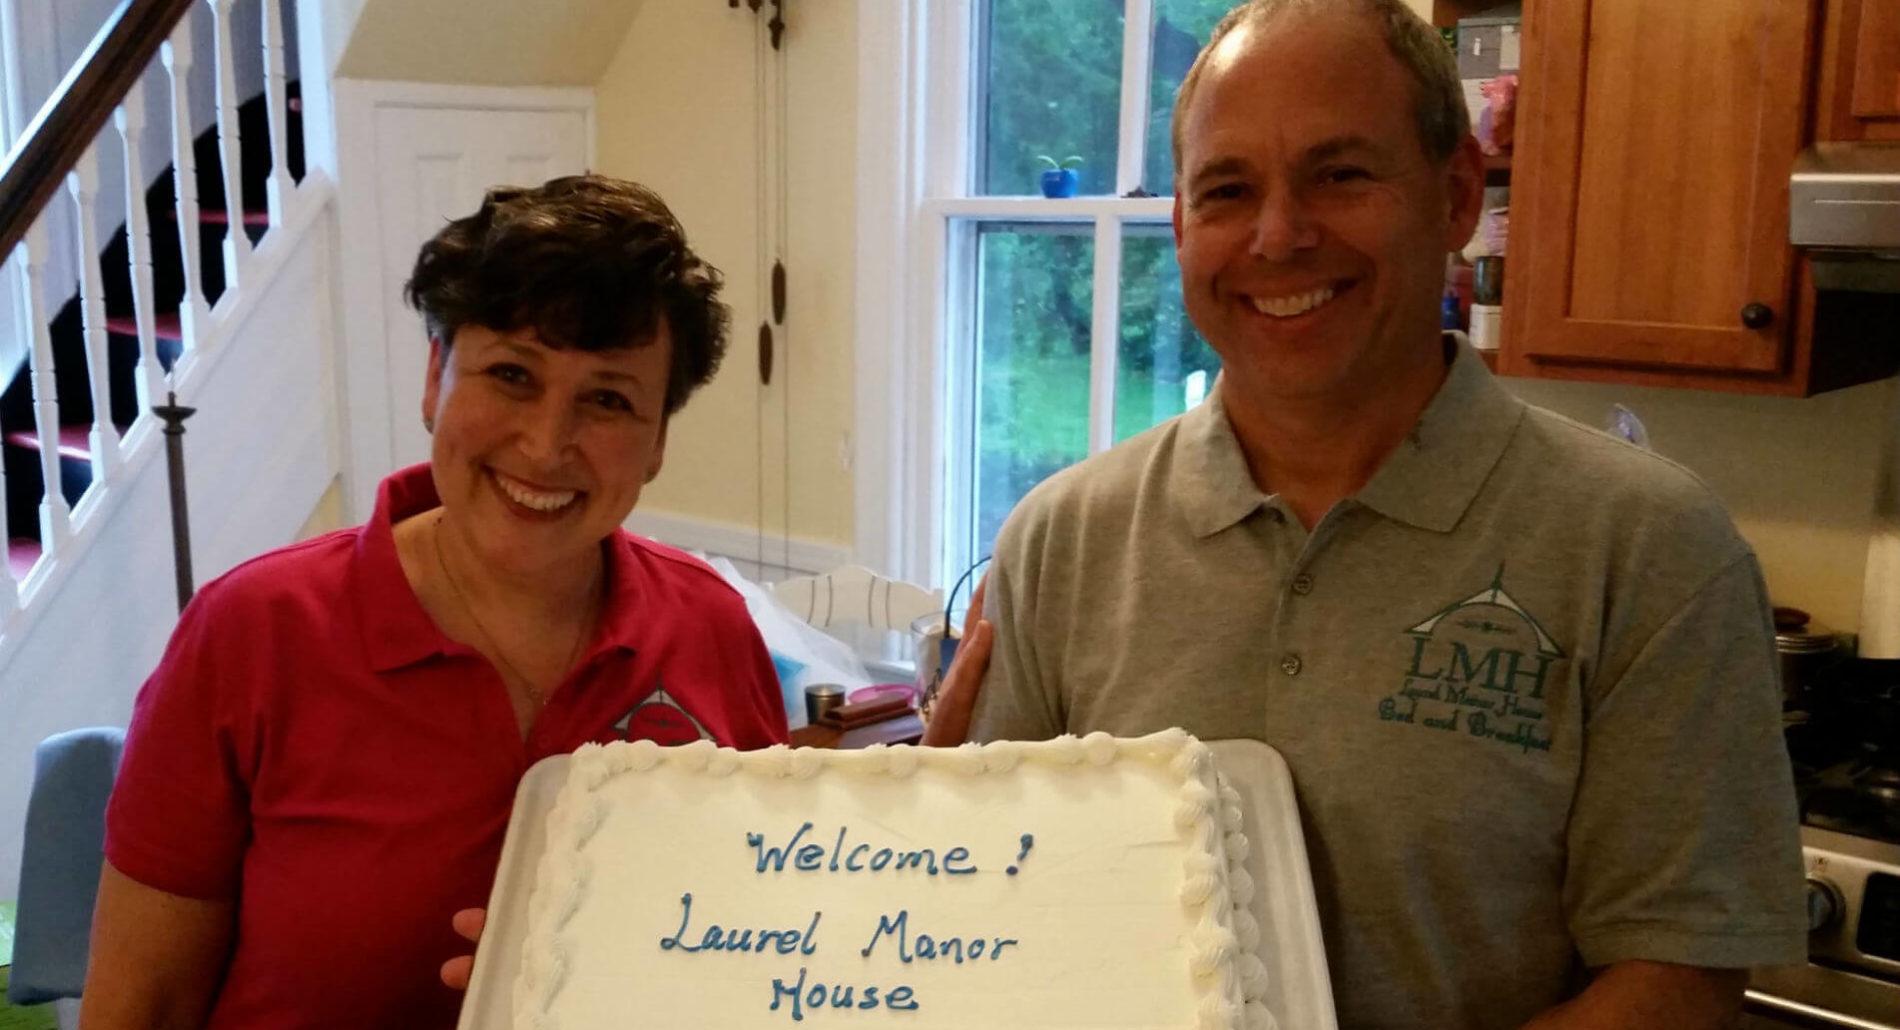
[1803,760,1900,846]
[1745,665,1900,1029]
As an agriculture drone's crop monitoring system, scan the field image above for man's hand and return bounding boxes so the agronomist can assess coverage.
[921,573,991,747]
[440,907,486,990]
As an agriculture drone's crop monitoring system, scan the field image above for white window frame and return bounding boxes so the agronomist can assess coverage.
[855,0,1182,591]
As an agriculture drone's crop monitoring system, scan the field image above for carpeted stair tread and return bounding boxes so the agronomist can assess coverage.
[103,313,183,341]
[7,538,41,582]
[3,426,92,461]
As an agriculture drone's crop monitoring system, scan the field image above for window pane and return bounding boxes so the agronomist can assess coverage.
[1115,227,1218,441]
[977,0,1125,196]
[973,223,1095,560]
[1143,0,1236,194]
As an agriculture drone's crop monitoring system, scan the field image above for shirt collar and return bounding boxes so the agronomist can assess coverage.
[1171,334,1524,538]
[1354,334,1525,532]
[591,532,647,658]
[1173,385,1272,539]
[355,464,455,672]
[353,463,648,673]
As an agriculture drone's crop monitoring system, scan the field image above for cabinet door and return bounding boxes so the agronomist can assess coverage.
[1503,0,1817,376]
[1851,0,1900,127]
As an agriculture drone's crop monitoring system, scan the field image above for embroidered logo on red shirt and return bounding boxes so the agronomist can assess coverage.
[607,685,714,745]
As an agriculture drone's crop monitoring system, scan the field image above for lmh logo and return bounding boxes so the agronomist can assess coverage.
[1379,565,1566,755]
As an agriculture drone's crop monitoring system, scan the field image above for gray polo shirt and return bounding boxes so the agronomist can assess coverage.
[969,338,1807,1030]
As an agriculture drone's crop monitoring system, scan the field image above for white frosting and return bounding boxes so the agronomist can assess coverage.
[515,730,1275,1030]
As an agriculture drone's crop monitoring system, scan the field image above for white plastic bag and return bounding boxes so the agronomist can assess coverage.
[704,556,877,729]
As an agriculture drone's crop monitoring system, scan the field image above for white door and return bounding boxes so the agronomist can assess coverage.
[367,102,590,476]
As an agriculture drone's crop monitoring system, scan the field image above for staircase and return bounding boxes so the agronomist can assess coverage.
[0,0,344,900]
[1,85,306,581]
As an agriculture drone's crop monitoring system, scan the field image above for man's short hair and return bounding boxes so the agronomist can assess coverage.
[404,174,729,417]
[1170,0,1470,176]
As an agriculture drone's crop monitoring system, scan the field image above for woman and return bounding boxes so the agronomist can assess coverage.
[81,176,788,1029]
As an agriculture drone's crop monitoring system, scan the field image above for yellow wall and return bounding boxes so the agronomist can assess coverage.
[593,0,859,551]
[318,0,370,73]
[1506,376,1894,635]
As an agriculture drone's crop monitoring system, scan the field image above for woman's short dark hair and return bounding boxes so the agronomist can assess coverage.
[404,175,728,417]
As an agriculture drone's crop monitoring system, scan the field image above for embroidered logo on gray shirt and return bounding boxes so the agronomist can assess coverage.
[1380,565,1566,754]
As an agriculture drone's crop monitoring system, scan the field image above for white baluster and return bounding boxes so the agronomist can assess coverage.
[161,32,205,352]
[1,0,28,142]
[207,0,248,285]
[261,0,291,228]
[0,5,26,607]
[0,251,14,614]
[68,145,120,483]
[21,221,72,556]
[116,91,166,417]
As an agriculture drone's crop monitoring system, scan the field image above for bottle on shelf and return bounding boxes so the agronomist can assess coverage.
[1469,255,1504,352]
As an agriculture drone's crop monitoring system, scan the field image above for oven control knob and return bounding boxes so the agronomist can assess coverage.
[1805,878,1842,933]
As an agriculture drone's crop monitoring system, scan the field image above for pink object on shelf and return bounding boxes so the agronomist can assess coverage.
[847,683,917,707]
[1477,74,1519,156]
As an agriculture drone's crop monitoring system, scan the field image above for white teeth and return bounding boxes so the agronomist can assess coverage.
[494,471,577,512]
[1250,286,1337,318]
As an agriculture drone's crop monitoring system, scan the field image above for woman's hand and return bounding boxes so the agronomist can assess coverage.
[440,908,486,990]
[921,573,991,747]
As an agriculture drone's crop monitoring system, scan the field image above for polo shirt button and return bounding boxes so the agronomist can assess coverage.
[1280,652,1303,677]
[1291,573,1314,596]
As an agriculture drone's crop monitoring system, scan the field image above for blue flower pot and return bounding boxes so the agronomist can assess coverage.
[1039,168,1079,198]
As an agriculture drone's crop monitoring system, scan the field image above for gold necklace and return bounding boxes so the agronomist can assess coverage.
[431,513,595,707]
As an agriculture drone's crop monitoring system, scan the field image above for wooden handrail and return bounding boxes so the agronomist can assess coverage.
[0,0,197,261]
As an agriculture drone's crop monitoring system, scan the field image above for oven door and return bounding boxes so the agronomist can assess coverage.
[1745,964,1900,1030]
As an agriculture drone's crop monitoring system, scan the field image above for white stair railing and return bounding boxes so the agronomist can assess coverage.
[0,0,321,620]
[21,221,73,555]
[161,31,204,354]
[0,362,13,618]
[207,0,249,287]
[69,146,121,485]
[261,0,290,228]
[116,90,166,419]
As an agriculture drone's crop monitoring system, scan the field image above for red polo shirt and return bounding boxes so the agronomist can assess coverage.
[104,465,788,1029]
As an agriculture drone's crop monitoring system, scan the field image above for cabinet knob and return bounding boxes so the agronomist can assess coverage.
[1741,303,1775,330]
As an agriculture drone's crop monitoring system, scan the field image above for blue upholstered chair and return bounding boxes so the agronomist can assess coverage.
[8,726,125,1005]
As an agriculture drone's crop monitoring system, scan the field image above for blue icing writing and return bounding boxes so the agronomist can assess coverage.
[770,967,919,1021]
[748,824,978,876]
[859,910,1018,964]
[659,893,821,956]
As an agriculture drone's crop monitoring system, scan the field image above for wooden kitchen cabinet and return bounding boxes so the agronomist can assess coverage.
[1497,0,1821,385]
[1816,0,1900,140]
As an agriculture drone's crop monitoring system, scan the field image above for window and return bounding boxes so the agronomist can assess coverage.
[857,0,1233,588]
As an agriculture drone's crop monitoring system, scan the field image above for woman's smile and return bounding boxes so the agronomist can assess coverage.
[489,468,581,515]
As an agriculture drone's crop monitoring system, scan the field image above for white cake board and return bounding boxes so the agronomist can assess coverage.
[456,739,1338,1030]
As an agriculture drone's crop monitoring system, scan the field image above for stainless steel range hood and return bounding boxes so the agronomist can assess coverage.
[1791,143,1900,293]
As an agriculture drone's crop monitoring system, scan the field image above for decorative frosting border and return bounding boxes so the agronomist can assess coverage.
[515,729,1277,1030]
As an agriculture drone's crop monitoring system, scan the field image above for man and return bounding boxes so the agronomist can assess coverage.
[934,2,1808,1027]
